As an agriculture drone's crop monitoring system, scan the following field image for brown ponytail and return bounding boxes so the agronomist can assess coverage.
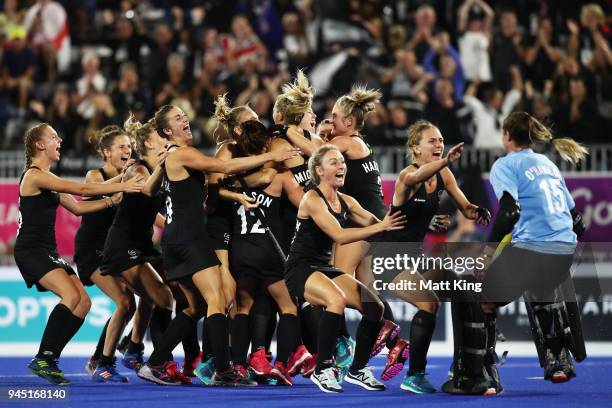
[23,123,50,170]
[89,125,127,160]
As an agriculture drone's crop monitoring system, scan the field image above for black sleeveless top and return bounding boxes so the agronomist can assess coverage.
[286,187,349,266]
[232,186,282,240]
[386,166,445,243]
[109,160,162,246]
[162,167,208,245]
[15,167,59,250]
[284,128,312,190]
[75,168,116,248]
[340,145,386,219]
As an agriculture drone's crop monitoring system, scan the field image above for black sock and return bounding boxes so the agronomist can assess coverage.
[315,311,342,372]
[408,310,436,375]
[93,318,111,360]
[265,309,278,353]
[382,300,398,349]
[231,314,250,366]
[99,354,115,366]
[382,300,395,321]
[148,312,195,366]
[127,340,144,355]
[339,314,350,338]
[249,294,275,352]
[276,314,300,364]
[201,316,212,360]
[150,308,172,350]
[56,310,85,359]
[181,318,200,361]
[206,313,231,371]
[300,304,322,353]
[37,303,74,359]
[350,318,383,372]
[175,301,199,360]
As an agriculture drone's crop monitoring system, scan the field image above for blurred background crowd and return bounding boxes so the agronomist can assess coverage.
[0,0,610,158]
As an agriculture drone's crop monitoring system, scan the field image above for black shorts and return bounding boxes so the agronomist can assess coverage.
[230,239,285,282]
[162,239,220,282]
[100,242,161,277]
[482,244,574,305]
[284,261,345,302]
[207,212,231,251]
[74,246,103,286]
[14,246,76,292]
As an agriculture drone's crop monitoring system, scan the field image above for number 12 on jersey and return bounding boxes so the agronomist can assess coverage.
[237,206,265,234]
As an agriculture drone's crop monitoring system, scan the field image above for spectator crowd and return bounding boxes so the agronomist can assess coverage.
[0,0,610,158]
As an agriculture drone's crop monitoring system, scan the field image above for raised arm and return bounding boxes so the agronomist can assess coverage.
[59,192,120,216]
[304,192,404,244]
[27,168,143,197]
[175,145,299,174]
[399,143,463,187]
[284,125,323,156]
[342,193,382,227]
[441,167,490,225]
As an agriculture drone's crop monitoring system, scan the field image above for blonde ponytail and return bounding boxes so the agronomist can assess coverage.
[336,85,381,130]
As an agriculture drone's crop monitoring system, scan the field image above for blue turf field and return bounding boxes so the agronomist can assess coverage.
[0,356,610,408]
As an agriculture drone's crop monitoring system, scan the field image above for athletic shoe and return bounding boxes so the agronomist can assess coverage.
[271,361,293,386]
[165,360,193,384]
[122,350,144,370]
[28,356,70,385]
[335,336,355,370]
[212,365,258,386]
[345,367,386,391]
[558,347,576,378]
[287,345,313,376]
[194,356,215,385]
[381,339,410,381]
[400,372,436,394]
[247,367,278,385]
[93,363,129,383]
[117,335,130,356]
[370,320,400,358]
[182,351,202,377]
[301,353,317,377]
[86,356,100,376]
[137,362,180,385]
[311,367,343,393]
[248,347,273,376]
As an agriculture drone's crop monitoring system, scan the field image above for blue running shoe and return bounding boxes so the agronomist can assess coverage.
[401,372,437,394]
[93,364,129,383]
[28,356,70,385]
[122,351,144,370]
[194,356,215,385]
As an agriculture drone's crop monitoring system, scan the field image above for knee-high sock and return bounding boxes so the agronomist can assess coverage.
[92,318,111,360]
[175,301,200,361]
[150,307,172,350]
[231,314,250,366]
[148,312,196,366]
[206,313,231,372]
[249,294,276,352]
[276,314,300,363]
[37,304,76,359]
[350,318,383,371]
[300,304,322,353]
[408,310,436,375]
[315,311,342,372]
